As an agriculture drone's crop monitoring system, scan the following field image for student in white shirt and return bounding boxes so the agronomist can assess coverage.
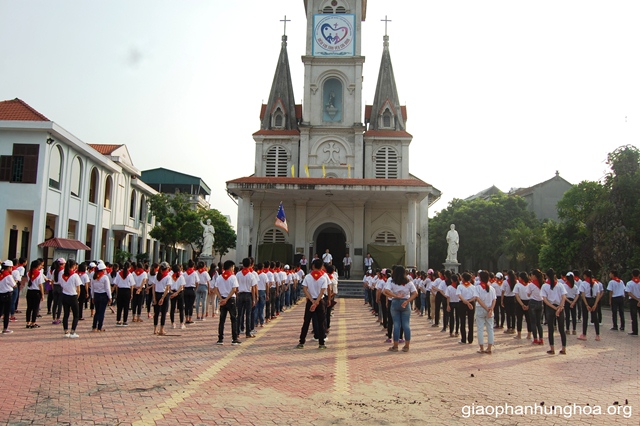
[445,274,461,338]
[76,263,91,321]
[214,260,240,345]
[501,272,517,334]
[456,272,476,344]
[513,271,532,340]
[169,264,186,330]
[91,262,112,332]
[578,269,603,341]
[59,260,82,338]
[432,271,447,329]
[342,253,352,279]
[527,269,545,345]
[491,273,505,330]
[540,269,567,355]
[182,260,199,325]
[114,262,135,327]
[383,266,418,352]
[236,258,258,338]
[322,249,333,265]
[625,269,640,336]
[25,259,45,329]
[475,271,496,354]
[153,262,172,336]
[131,262,148,323]
[607,270,626,331]
[195,261,211,321]
[562,272,580,335]
[296,258,329,349]
[0,260,18,334]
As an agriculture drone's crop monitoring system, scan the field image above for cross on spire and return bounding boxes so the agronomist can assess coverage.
[381,15,392,36]
[280,15,291,36]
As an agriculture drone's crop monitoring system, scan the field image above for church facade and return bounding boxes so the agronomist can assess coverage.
[227,0,440,277]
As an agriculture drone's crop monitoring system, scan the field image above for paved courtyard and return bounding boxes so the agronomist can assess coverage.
[1,297,638,425]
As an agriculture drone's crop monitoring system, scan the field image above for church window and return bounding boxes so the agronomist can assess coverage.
[266,146,288,177]
[323,6,334,13]
[323,78,342,122]
[263,228,286,244]
[382,109,393,128]
[374,146,398,179]
[336,6,346,13]
[273,108,284,128]
[374,230,398,244]
[321,0,347,13]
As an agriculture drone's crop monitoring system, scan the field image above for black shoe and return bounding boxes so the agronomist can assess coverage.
[620,327,624,331]
[231,340,242,346]
[628,332,638,336]
[610,327,618,331]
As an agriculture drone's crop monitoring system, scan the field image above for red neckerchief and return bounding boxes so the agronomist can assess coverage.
[62,271,76,281]
[517,278,525,286]
[29,269,41,281]
[566,279,574,288]
[633,277,640,283]
[134,268,145,276]
[158,270,170,281]
[186,268,195,275]
[172,272,181,281]
[129,267,134,273]
[95,270,105,280]
[480,282,489,291]
[118,270,126,279]
[584,277,594,288]
[106,267,113,274]
[490,278,497,284]
[531,278,541,288]
[241,268,252,276]
[197,267,207,274]
[310,270,326,281]
[612,277,621,283]
[0,269,12,280]
[221,270,233,280]
[462,281,472,287]
[78,271,86,276]
[451,282,458,289]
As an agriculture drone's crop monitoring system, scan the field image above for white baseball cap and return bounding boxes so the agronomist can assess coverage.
[89,262,97,268]
[57,258,67,264]
[2,260,13,267]
[96,262,107,271]
[496,272,504,279]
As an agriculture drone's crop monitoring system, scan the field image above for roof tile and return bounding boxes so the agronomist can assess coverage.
[0,98,49,121]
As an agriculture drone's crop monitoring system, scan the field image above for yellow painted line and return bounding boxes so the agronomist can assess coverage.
[333,299,350,396]
[133,304,298,426]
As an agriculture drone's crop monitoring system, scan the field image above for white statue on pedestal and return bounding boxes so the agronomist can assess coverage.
[446,224,459,263]
[200,219,215,257]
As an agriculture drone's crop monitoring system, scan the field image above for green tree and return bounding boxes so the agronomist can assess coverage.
[148,193,200,262]
[502,220,545,271]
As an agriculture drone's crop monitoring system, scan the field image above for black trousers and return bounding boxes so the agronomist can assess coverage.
[145,289,154,313]
[582,297,600,335]
[529,300,544,340]
[515,300,531,333]
[504,296,516,329]
[448,302,460,334]
[545,304,566,347]
[116,288,131,323]
[218,297,238,342]
[0,292,12,330]
[344,265,351,279]
[153,292,169,327]
[494,298,504,327]
[268,288,277,319]
[379,296,388,328]
[237,292,253,336]
[131,289,144,316]
[170,292,184,324]
[299,299,326,345]
[78,285,87,319]
[611,296,625,329]
[434,292,444,326]
[458,302,475,343]
[26,289,42,323]
[92,293,108,330]
[61,294,79,332]
[425,291,431,317]
[629,301,639,335]
[52,285,62,319]
[183,287,196,318]
[564,298,577,331]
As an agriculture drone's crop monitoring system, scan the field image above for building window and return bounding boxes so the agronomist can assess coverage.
[129,190,136,218]
[374,146,398,179]
[323,78,342,122]
[265,146,288,177]
[374,230,398,244]
[272,108,284,128]
[263,228,286,244]
[104,175,113,209]
[321,1,347,13]
[139,195,146,221]
[89,168,99,204]
[70,157,82,197]
[382,109,393,128]
[48,145,63,189]
[1,144,39,184]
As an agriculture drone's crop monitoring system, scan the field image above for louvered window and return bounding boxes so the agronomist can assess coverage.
[263,229,286,244]
[266,146,287,177]
[375,231,398,244]
[323,6,334,13]
[374,146,398,179]
[336,6,346,13]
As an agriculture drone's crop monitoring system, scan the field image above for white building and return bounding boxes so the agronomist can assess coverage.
[0,98,165,264]
[227,0,440,276]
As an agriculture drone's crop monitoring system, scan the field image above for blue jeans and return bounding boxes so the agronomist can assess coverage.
[390,298,411,342]
[195,285,208,318]
[419,293,427,315]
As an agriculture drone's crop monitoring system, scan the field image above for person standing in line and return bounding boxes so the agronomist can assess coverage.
[169,264,186,330]
[491,273,505,330]
[236,258,257,339]
[0,260,17,334]
[562,272,580,335]
[214,260,240,346]
[59,260,82,338]
[76,263,90,322]
[425,269,435,320]
[527,269,545,345]
[266,261,277,322]
[541,268,567,355]
[145,263,155,319]
[456,272,476,345]
[501,272,517,334]
[25,259,45,329]
[625,269,640,336]
[51,258,65,325]
[383,265,418,352]
[10,258,26,321]
[182,260,198,325]
[255,263,268,328]
[206,264,219,318]
[607,270,626,331]
[432,270,447,328]
[153,262,172,336]
[343,253,352,279]
[91,262,112,332]
[475,270,496,354]
[296,258,329,350]
[131,263,148,323]
[578,269,603,341]
[114,262,135,327]
[195,261,210,321]
[445,274,461,338]
[513,272,532,340]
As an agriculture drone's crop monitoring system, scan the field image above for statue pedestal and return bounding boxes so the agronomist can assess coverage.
[443,261,461,274]
[198,255,215,267]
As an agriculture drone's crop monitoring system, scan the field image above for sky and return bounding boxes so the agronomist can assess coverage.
[1,0,639,227]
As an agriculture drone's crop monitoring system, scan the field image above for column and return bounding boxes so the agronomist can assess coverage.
[406,193,418,268]
[419,195,430,270]
[237,191,253,262]
[352,200,365,277]
[294,199,308,257]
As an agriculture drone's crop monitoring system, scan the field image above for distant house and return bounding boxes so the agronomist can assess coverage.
[140,168,211,210]
[509,172,573,221]
[465,185,504,201]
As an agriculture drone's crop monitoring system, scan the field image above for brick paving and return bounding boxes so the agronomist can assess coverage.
[1,296,638,425]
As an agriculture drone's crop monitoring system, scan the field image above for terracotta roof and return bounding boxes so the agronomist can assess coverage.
[364,105,407,122]
[0,98,49,121]
[259,104,302,120]
[364,130,413,138]
[226,176,433,188]
[253,129,300,136]
[89,144,123,155]
[38,238,91,250]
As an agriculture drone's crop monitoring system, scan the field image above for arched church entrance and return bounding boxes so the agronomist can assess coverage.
[313,223,347,277]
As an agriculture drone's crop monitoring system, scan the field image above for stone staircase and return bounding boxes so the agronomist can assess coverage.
[336,279,365,299]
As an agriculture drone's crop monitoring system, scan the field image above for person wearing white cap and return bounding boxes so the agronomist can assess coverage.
[91,262,112,332]
[1,260,17,334]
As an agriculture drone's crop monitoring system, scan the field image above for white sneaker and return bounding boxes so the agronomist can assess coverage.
[69,333,80,338]
[180,324,186,330]
[172,323,176,329]
[64,333,70,338]
[2,329,13,334]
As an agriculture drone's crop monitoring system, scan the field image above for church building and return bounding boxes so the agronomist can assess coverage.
[226,0,440,277]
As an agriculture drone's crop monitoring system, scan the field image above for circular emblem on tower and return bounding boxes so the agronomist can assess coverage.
[313,14,355,57]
